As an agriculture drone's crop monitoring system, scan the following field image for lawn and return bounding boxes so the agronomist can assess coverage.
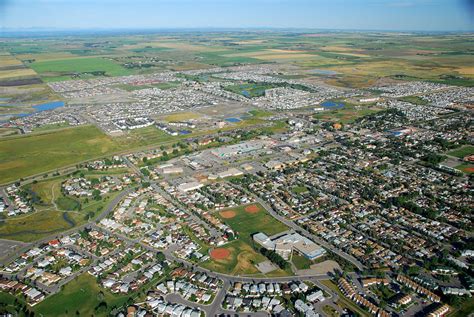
[448,145,474,159]
[161,112,203,122]
[0,125,121,184]
[292,253,313,270]
[30,57,133,82]
[292,186,309,194]
[33,273,129,317]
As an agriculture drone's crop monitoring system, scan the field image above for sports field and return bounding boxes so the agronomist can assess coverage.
[217,203,288,245]
[448,145,474,159]
[201,203,290,276]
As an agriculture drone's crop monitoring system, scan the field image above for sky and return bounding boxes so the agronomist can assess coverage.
[0,0,473,32]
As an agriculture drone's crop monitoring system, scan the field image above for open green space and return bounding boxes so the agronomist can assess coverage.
[0,125,121,184]
[397,95,430,105]
[0,116,284,185]
[197,51,263,67]
[201,239,268,275]
[33,273,129,317]
[0,210,80,242]
[56,196,81,211]
[447,297,474,317]
[292,185,309,194]
[313,102,382,124]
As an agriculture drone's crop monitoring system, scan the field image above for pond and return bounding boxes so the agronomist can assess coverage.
[321,101,345,109]
[311,69,339,75]
[225,117,242,123]
[0,101,65,118]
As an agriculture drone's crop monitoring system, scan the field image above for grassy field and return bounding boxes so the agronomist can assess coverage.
[448,145,474,158]
[224,83,281,98]
[313,102,382,124]
[30,57,133,82]
[0,210,80,242]
[0,125,121,184]
[33,273,129,317]
[161,111,203,122]
[398,95,430,105]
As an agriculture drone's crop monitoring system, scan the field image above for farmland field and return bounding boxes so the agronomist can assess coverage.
[30,57,133,82]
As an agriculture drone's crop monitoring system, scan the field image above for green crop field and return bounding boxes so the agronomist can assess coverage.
[30,57,133,82]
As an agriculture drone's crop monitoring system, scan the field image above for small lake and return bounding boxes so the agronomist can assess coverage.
[179,130,191,135]
[225,117,242,123]
[0,101,65,118]
[310,69,339,75]
[321,101,345,109]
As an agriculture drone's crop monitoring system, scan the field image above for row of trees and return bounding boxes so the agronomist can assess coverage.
[258,247,289,270]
